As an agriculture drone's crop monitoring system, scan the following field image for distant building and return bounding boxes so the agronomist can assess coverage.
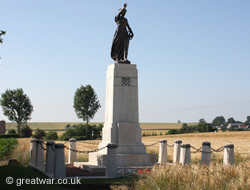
[0,120,6,134]
[227,123,246,129]
[238,125,249,129]
[218,124,227,130]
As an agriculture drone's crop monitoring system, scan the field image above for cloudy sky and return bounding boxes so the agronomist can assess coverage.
[0,1,249,123]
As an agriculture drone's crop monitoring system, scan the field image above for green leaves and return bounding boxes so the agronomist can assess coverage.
[73,84,101,139]
[0,30,6,43]
[0,138,17,160]
[73,84,101,122]
[0,88,34,134]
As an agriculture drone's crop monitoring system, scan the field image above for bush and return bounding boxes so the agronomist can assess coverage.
[60,123,103,140]
[8,129,17,134]
[32,128,46,139]
[44,131,58,141]
[167,129,179,135]
[19,125,32,138]
[0,138,18,160]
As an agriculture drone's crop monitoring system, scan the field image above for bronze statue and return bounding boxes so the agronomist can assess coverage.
[111,3,134,64]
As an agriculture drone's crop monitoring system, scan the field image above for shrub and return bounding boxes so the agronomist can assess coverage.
[32,128,46,139]
[142,132,147,136]
[0,138,18,160]
[60,123,103,140]
[8,129,17,134]
[44,131,58,141]
[167,129,179,135]
[19,125,32,138]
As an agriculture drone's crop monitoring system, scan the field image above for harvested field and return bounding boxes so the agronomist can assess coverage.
[143,131,250,161]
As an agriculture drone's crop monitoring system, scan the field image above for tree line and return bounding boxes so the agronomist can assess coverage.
[167,123,215,135]
[0,85,101,139]
[199,116,250,127]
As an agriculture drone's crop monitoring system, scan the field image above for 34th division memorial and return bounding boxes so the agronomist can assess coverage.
[76,3,156,170]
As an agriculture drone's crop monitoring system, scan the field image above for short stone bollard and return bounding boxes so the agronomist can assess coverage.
[180,144,191,165]
[201,141,211,166]
[173,140,182,163]
[223,144,235,165]
[45,141,55,174]
[35,139,45,172]
[158,140,167,164]
[54,143,66,178]
[106,144,119,178]
[30,138,37,166]
[68,138,77,164]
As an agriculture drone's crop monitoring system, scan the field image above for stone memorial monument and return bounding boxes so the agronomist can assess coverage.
[87,4,156,167]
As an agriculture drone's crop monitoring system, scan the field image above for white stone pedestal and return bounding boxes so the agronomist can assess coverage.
[88,63,156,167]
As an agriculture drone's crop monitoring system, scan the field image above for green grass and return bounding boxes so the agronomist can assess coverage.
[0,165,134,190]
[0,165,63,190]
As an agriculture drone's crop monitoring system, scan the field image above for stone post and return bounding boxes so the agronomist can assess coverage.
[68,138,77,164]
[158,140,167,164]
[35,140,45,172]
[180,144,191,165]
[45,141,55,174]
[201,141,211,165]
[54,143,66,178]
[173,140,182,163]
[106,144,118,178]
[30,138,37,166]
[223,144,235,165]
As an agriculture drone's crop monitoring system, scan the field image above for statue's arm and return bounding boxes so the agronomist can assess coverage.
[116,3,127,20]
[127,22,134,40]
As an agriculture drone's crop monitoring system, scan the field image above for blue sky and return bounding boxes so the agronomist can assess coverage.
[0,1,250,123]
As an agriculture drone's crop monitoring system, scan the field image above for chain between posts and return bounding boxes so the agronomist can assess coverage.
[211,146,225,153]
[145,141,159,147]
[39,143,47,150]
[145,141,175,148]
[64,145,107,154]
[167,144,174,147]
[191,146,225,154]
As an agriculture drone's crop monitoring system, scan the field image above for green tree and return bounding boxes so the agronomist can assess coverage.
[32,128,46,139]
[73,84,101,139]
[244,116,250,125]
[44,131,58,141]
[19,125,33,137]
[0,88,34,134]
[0,30,6,44]
[226,117,235,125]
[212,116,226,127]
[199,118,206,123]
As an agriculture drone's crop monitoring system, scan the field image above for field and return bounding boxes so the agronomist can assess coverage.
[5,122,196,136]
[0,129,249,189]
[2,131,249,165]
[4,122,250,162]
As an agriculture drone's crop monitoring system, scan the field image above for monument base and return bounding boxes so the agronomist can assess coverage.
[82,63,157,170]
[88,152,156,167]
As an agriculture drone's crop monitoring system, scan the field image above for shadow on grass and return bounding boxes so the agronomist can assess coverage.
[0,165,135,190]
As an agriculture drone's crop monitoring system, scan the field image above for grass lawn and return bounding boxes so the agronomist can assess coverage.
[0,165,135,190]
